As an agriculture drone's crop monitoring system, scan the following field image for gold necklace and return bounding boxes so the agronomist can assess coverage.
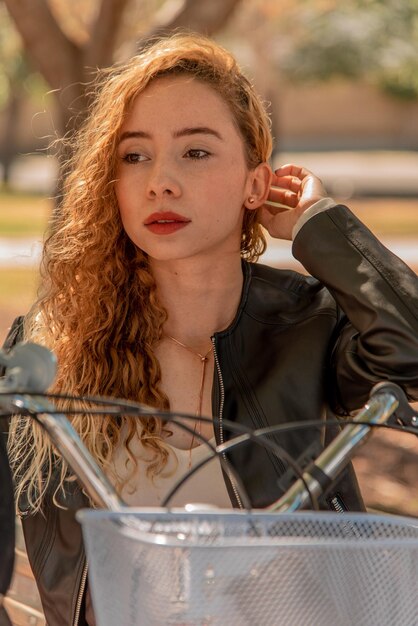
[164,334,212,466]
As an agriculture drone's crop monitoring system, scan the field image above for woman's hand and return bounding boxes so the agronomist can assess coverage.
[258,164,328,241]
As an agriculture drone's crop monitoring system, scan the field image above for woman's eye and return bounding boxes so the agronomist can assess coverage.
[185,149,210,160]
[122,152,147,164]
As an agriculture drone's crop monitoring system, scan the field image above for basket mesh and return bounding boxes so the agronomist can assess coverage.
[78,510,418,626]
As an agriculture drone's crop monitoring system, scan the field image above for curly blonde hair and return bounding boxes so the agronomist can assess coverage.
[9,33,273,512]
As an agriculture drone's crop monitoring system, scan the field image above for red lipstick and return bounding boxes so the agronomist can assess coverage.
[144,211,191,235]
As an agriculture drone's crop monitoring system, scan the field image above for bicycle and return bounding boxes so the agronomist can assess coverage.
[1,342,418,626]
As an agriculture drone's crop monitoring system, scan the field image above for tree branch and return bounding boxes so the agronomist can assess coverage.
[86,0,131,69]
[3,0,81,91]
[143,0,243,43]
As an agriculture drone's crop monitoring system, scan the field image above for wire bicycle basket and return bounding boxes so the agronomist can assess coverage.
[77,508,418,626]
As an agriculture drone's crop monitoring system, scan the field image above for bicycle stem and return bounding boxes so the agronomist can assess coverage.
[269,392,399,512]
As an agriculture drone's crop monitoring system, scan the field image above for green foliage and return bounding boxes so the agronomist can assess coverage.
[379,60,418,100]
[280,0,418,100]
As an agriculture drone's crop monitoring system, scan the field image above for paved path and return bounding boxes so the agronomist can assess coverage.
[0,238,43,267]
[280,151,418,197]
[9,151,418,196]
[262,236,418,269]
[1,236,417,269]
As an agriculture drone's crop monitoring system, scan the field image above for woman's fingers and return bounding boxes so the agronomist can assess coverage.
[269,175,302,193]
[271,173,302,187]
[258,163,329,240]
[265,187,299,209]
[273,164,312,180]
[269,164,327,206]
[266,174,302,208]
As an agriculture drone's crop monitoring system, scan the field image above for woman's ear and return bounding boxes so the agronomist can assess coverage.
[244,163,273,210]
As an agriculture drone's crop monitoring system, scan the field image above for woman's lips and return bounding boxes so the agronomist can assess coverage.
[144,211,191,235]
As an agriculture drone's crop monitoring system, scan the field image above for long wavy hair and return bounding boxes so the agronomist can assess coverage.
[8,33,273,512]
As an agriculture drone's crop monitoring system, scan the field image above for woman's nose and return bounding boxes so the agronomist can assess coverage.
[146,161,181,200]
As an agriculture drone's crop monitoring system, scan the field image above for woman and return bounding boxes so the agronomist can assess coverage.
[0,430,14,626]
[5,33,418,625]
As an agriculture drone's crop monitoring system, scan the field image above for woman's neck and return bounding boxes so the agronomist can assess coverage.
[150,254,244,351]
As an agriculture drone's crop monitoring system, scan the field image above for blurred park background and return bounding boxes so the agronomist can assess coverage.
[1,1,418,622]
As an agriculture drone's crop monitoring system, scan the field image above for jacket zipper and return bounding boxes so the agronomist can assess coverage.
[211,337,243,509]
[329,494,346,513]
[73,561,88,626]
[329,494,363,538]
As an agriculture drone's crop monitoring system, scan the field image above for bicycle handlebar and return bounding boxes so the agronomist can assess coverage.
[1,342,417,512]
[270,389,399,511]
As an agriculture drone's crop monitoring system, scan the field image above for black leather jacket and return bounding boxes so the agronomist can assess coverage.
[3,205,418,625]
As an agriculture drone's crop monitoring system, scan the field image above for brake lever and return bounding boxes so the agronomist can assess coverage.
[369,382,418,431]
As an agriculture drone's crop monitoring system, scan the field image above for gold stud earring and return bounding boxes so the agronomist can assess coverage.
[248,197,255,205]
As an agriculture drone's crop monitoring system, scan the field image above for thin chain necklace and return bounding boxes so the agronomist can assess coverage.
[164,333,212,466]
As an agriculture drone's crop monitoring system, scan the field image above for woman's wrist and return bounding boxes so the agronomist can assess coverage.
[292,197,336,240]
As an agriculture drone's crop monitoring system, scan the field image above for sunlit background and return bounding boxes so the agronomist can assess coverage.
[1,0,418,341]
[1,2,418,622]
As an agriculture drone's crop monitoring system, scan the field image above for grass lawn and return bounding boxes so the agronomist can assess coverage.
[0,191,417,342]
[349,197,418,236]
[0,266,39,305]
[0,267,40,341]
[0,190,417,238]
[0,190,52,237]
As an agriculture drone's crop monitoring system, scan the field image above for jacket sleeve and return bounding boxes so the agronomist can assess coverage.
[1,316,25,366]
[292,204,418,414]
[1,316,25,437]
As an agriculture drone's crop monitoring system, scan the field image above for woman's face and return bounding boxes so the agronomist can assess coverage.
[115,75,256,263]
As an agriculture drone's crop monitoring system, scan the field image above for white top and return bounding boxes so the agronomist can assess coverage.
[111,435,232,509]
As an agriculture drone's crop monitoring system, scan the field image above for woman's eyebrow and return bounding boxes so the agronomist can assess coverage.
[119,126,223,143]
[173,126,223,140]
[119,130,150,143]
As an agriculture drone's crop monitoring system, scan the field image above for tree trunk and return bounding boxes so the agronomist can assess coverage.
[147,0,242,40]
[0,92,21,187]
